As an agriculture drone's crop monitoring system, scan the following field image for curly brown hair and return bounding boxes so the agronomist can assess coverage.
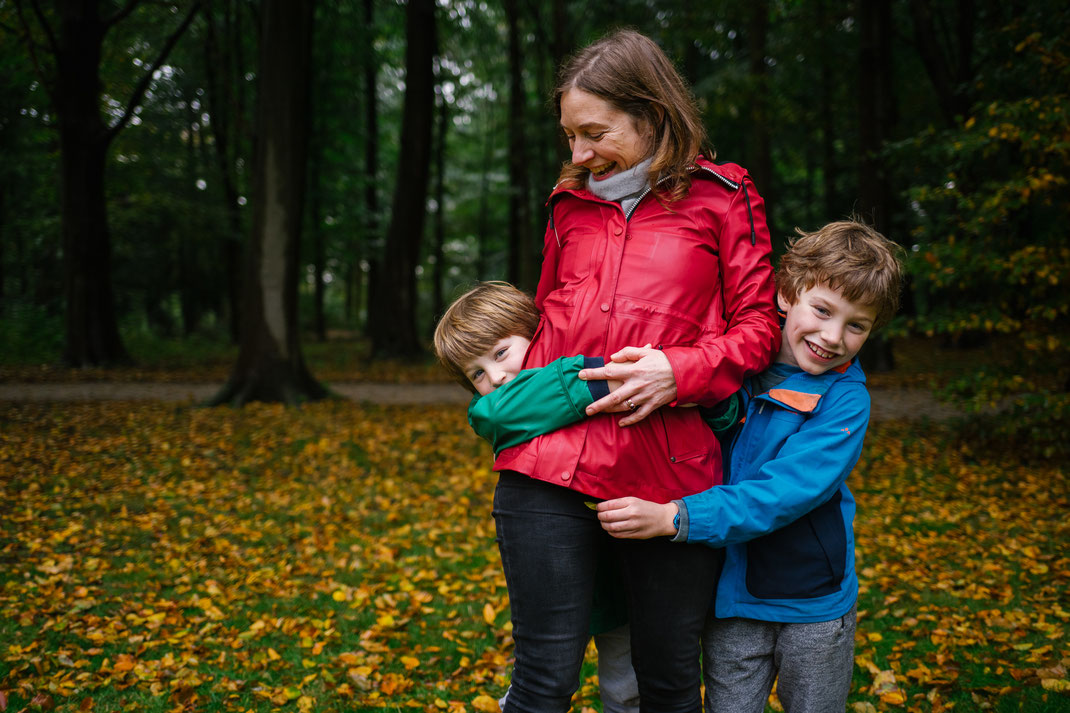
[777,220,904,330]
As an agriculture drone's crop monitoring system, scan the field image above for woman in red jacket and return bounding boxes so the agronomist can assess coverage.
[491,30,780,712]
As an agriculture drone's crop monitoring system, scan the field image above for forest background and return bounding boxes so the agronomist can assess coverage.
[0,1,1068,712]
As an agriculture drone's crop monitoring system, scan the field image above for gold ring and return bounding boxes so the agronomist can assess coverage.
[627,400,638,411]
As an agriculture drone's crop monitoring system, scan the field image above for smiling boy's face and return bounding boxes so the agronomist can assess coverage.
[463,335,531,396]
[777,283,878,375]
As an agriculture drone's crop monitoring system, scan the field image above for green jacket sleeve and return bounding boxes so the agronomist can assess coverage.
[467,355,608,455]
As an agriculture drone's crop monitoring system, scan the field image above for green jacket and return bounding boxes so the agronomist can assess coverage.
[467,355,609,456]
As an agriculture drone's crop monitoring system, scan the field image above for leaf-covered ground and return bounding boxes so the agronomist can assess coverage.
[0,401,1066,712]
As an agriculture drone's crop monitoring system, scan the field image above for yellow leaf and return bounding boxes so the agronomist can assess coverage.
[400,655,420,670]
[867,632,883,642]
[471,695,500,713]
[483,603,496,626]
[1041,679,1070,692]
[377,614,396,628]
[297,695,315,712]
[267,648,281,661]
[332,590,347,602]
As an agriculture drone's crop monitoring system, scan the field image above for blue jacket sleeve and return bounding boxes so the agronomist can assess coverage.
[467,355,607,455]
[682,383,870,547]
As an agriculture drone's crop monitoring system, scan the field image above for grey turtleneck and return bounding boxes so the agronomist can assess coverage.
[585,157,653,217]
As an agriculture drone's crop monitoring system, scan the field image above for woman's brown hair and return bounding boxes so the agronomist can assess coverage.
[553,29,712,202]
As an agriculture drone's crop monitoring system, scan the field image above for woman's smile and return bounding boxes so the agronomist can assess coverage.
[559,88,650,181]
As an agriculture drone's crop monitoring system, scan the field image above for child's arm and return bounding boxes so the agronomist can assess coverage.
[468,355,614,455]
[599,385,869,545]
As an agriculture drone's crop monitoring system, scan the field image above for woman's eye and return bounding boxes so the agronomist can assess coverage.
[588,131,605,141]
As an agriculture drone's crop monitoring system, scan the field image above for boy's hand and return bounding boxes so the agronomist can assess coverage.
[580,344,677,426]
[597,497,678,539]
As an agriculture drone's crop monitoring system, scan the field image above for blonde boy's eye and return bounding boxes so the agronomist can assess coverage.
[495,348,507,359]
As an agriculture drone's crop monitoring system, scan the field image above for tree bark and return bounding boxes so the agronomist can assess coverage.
[210,0,326,405]
[857,0,897,372]
[503,0,534,291]
[367,0,435,359]
[746,0,774,232]
[430,79,447,327]
[54,2,127,365]
[360,0,380,334]
[202,0,247,342]
[908,0,975,128]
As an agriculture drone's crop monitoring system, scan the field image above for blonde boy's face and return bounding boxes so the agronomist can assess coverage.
[777,283,877,375]
[464,335,531,396]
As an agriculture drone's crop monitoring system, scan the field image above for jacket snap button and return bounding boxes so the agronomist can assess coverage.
[669,456,676,463]
[600,303,610,312]
[560,471,571,481]
[614,227,623,236]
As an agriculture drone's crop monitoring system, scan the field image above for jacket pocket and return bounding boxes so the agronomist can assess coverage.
[744,492,846,599]
[556,228,604,286]
[657,407,711,464]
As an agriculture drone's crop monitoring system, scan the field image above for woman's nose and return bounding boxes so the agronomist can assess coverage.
[571,138,594,165]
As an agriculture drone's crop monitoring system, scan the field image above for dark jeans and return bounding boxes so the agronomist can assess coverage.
[494,471,721,713]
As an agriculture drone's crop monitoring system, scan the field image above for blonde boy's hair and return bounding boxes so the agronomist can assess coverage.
[777,219,904,329]
[433,281,540,391]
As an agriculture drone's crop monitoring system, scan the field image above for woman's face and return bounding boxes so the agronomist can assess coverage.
[559,88,650,182]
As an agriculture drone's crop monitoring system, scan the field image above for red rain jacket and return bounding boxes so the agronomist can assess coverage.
[493,158,780,503]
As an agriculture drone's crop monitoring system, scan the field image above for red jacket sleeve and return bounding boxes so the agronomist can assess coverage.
[662,175,780,405]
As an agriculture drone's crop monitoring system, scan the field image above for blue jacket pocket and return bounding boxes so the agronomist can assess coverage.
[744,492,846,599]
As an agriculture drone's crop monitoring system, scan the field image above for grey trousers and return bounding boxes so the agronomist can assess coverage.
[702,604,857,713]
[498,624,639,713]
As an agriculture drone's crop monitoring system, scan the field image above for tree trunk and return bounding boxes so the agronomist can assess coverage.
[746,0,774,231]
[503,0,534,291]
[203,0,247,342]
[857,0,897,372]
[430,81,447,326]
[55,3,128,366]
[361,0,380,335]
[210,0,326,405]
[367,0,435,359]
[909,0,975,128]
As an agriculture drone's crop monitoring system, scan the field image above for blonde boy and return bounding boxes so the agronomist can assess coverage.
[433,281,638,713]
[597,220,903,713]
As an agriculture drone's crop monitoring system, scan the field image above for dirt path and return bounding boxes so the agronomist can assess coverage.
[0,382,962,421]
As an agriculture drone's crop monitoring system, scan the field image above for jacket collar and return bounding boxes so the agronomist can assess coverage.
[756,359,863,414]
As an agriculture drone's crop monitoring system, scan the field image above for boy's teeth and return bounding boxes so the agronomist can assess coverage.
[809,341,833,358]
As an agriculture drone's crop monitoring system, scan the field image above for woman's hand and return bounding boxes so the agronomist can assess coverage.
[597,497,678,539]
[579,345,677,426]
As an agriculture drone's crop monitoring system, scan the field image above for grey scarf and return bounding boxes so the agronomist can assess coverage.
[586,157,653,216]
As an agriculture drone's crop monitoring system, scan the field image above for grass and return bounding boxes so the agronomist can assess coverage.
[0,396,1066,712]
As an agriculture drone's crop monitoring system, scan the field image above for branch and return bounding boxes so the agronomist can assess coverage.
[104,0,142,31]
[26,0,58,56]
[12,0,57,105]
[105,0,203,145]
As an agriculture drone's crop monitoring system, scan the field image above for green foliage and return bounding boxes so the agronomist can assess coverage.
[901,9,1070,453]
[0,304,64,364]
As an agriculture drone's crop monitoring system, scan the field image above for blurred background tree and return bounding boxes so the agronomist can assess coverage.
[0,0,1065,430]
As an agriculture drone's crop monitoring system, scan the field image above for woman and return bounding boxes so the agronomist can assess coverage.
[491,30,780,712]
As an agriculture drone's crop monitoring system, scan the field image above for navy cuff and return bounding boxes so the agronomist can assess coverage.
[583,356,610,400]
